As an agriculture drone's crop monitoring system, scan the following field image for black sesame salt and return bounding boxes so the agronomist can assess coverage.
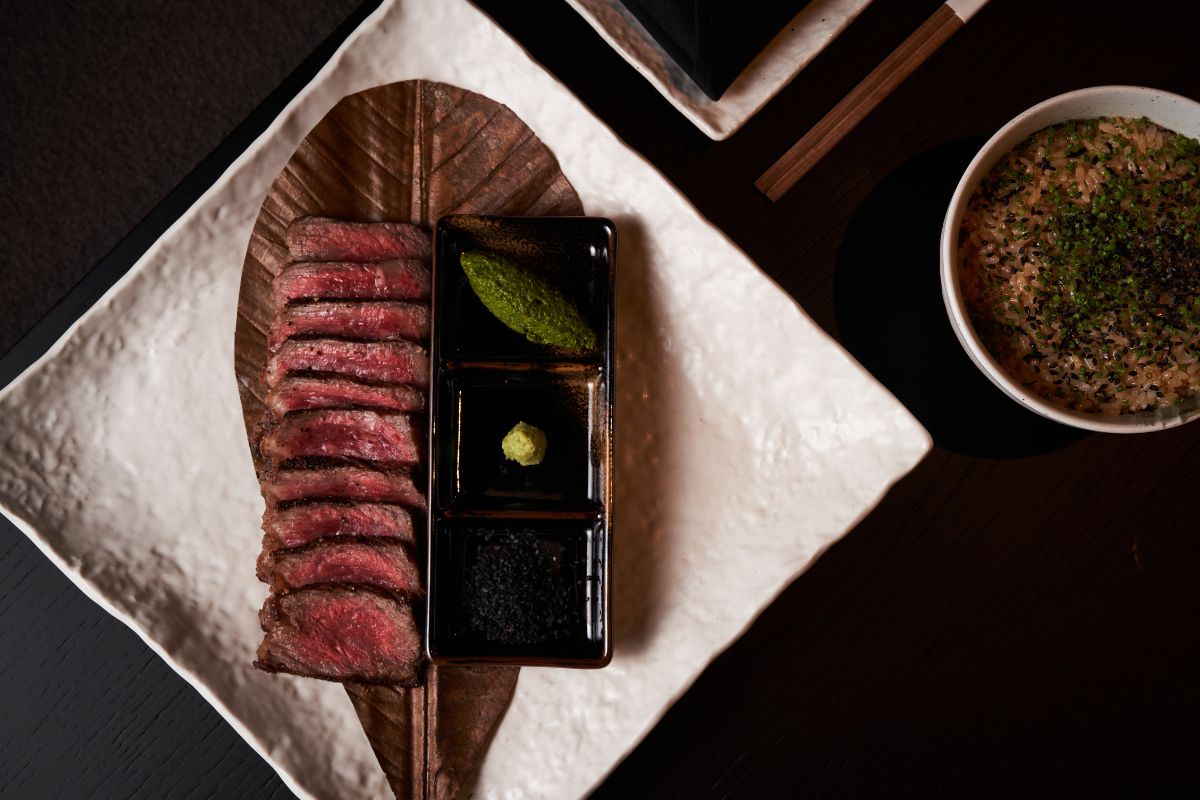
[460,528,585,646]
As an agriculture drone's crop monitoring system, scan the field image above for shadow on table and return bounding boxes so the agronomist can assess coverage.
[609,214,675,654]
[834,138,1088,458]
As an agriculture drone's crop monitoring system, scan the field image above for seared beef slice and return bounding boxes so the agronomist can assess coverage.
[262,502,416,551]
[257,540,422,594]
[273,260,430,306]
[267,377,425,416]
[267,301,429,350]
[260,410,420,466]
[286,216,431,263]
[264,466,426,509]
[256,588,422,685]
[266,339,428,388]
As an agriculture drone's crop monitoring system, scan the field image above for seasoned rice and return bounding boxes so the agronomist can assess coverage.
[960,116,1200,414]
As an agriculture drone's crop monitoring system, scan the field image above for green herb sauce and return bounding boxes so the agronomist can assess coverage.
[460,251,597,353]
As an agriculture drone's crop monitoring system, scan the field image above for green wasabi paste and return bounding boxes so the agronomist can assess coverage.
[501,421,547,466]
[460,251,597,352]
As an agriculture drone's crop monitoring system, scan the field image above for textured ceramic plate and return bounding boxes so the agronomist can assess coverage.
[566,0,874,140]
[0,1,929,799]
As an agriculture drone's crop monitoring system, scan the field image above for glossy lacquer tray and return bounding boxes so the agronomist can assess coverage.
[427,215,615,667]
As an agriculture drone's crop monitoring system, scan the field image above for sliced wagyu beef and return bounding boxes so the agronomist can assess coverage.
[286,216,431,263]
[266,339,429,388]
[262,502,416,551]
[266,376,425,416]
[253,214,436,688]
[257,540,422,595]
[273,260,431,306]
[264,466,426,509]
[267,301,430,350]
[259,409,421,466]
[256,588,422,685]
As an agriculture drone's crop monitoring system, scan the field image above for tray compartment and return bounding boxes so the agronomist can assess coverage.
[428,517,607,663]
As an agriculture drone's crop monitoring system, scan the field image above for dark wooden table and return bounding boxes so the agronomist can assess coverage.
[3,1,1198,796]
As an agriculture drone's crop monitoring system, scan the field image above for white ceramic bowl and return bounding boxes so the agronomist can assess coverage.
[941,86,1200,433]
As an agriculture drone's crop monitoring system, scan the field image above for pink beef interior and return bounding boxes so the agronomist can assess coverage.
[266,376,425,416]
[260,409,421,466]
[264,466,426,508]
[272,260,431,306]
[265,338,429,388]
[259,540,422,595]
[256,588,422,685]
[262,502,416,551]
[267,301,430,350]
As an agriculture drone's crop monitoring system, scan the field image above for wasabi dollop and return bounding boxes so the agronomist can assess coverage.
[501,421,547,466]
[460,250,597,353]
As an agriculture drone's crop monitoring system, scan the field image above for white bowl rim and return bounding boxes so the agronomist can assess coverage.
[940,85,1200,434]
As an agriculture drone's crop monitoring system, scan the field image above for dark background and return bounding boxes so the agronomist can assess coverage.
[2,0,1199,797]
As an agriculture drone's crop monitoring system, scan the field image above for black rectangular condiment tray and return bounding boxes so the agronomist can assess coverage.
[426,215,615,666]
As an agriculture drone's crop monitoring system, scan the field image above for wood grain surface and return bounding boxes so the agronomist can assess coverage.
[235,80,582,799]
[3,0,1200,798]
[477,0,1200,795]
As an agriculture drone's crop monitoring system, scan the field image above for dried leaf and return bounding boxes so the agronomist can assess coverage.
[235,80,582,799]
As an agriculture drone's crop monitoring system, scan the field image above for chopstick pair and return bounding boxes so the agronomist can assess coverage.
[756,0,988,202]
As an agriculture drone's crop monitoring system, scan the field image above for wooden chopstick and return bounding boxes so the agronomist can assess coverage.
[756,3,966,202]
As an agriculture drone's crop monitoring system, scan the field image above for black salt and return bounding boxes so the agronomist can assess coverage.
[461,528,584,646]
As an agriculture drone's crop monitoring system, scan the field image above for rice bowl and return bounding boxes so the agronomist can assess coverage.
[941,86,1200,433]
